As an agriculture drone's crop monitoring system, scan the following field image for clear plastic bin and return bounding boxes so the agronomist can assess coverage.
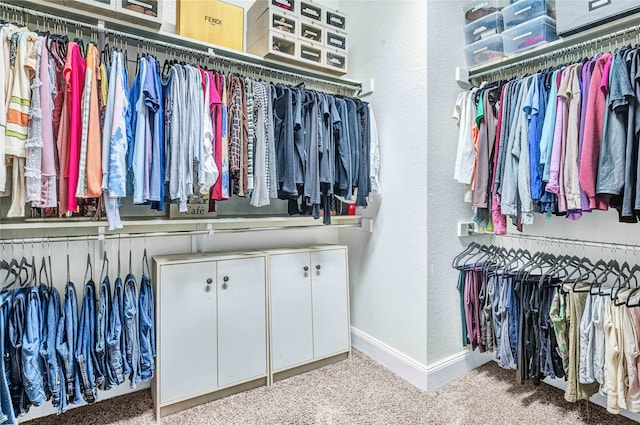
[463,0,504,23]
[463,34,505,66]
[502,15,557,55]
[464,11,504,44]
[502,0,555,29]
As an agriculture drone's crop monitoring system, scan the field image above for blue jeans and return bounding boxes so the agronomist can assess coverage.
[0,292,16,424]
[8,289,30,416]
[123,274,140,388]
[96,276,111,390]
[22,287,47,407]
[138,274,155,381]
[75,281,98,404]
[56,283,82,405]
[37,285,51,402]
[42,287,66,414]
[106,277,125,387]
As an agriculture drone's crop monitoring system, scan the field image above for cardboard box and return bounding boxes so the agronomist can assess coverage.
[177,0,244,51]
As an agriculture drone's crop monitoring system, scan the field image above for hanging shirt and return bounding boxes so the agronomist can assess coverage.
[250,80,270,207]
[143,56,161,203]
[38,37,57,208]
[454,89,478,186]
[578,59,595,214]
[64,41,87,213]
[77,43,102,199]
[147,57,164,209]
[131,57,148,204]
[540,69,562,182]
[25,36,44,205]
[198,69,217,195]
[580,53,612,210]
[562,63,583,213]
[105,51,128,199]
[546,69,569,212]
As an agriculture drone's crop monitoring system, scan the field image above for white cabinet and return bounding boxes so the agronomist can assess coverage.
[153,253,268,418]
[268,246,350,374]
[217,257,267,387]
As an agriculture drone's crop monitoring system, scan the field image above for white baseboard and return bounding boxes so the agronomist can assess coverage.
[425,349,493,391]
[351,327,429,390]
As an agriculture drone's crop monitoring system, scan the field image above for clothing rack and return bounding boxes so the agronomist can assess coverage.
[0,1,361,95]
[468,12,640,84]
[481,233,640,254]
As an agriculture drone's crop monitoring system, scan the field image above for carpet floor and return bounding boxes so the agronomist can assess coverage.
[23,351,639,425]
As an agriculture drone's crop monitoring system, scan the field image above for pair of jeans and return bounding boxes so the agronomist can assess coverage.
[8,289,30,416]
[0,292,17,424]
[123,274,140,388]
[22,287,47,407]
[42,287,66,414]
[96,276,111,390]
[56,283,82,405]
[106,277,125,388]
[138,274,155,381]
[75,281,99,404]
[37,285,51,402]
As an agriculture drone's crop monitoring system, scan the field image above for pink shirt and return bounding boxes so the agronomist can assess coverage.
[39,40,57,208]
[63,42,86,212]
[546,71,566,200]
[579,53,612,211]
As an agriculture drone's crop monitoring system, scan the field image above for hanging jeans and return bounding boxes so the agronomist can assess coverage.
[123,274,140,388]
[138,274,155,382]
[22,287,47,407]
[56,283,82,405]
[0,292,17,424]
[8,289,30,416]
[37,285,50,402]
[96,276,111,391]
[106,277,124,388]
[42,287,66,414]
[75,281,99,404]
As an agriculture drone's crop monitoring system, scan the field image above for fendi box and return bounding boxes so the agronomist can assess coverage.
[177,0,244,51]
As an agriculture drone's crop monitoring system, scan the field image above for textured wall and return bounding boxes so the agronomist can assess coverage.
[425,0,473,365]
[338,0,428,365]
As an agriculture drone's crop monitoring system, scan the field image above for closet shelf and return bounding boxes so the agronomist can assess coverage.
[468,11,640,82]
[0,215,362,238]
[5,0,361,94]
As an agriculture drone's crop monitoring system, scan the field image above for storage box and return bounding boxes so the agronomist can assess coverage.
[300,0,323,21]
[117,0,163,26]
[463,33,505,66]
[464,11,504,44]
[325,8,346,30]
[324,48,347,74]
[502,15,557,54]
[299,39,324,68]
[503,0,555,29]
[177,0,244,51]
[247,8,298,47]
[325,28,347,51]
[299,20,323,44]
[463,0,505,23]
[556,0,640,36]
[502,16,558,55]
[63,0,116,18]
[248,0,296,24]
[247,30,298,62]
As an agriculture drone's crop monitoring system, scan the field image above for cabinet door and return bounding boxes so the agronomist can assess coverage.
[311,249,350,358]
[217,257,267,387]
[159,262,217,404]
[270,252,313,372]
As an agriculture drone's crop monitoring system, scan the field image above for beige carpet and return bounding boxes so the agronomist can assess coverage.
[23,351,639,425]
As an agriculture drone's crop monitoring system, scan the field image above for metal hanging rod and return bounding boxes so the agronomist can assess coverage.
[484,233,640,253]
[0,1,361,94]
[469,13,640,83]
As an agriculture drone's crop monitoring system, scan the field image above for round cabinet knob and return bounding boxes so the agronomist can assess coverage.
[303,266,309,272]
[206,278,213,285]
[316,265,321,270]
[223,276,229,282]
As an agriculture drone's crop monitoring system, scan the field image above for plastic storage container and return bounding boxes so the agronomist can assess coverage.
[325,8,346,30]
[325,48,347,74]
[300,1,323,21]
[502,15,557,54]
[326,28,347,51]
[463,34,505,66]
[299,39,324,67]
[300,21,323,44]
[502,0,555,29]
[463,0,504,23]
[464,11,504,44]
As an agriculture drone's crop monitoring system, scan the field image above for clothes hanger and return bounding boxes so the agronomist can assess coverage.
[83,237,94,286]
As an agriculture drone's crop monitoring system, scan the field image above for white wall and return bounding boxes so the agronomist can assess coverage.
[425,0,474,366]
[337,0,428,366]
